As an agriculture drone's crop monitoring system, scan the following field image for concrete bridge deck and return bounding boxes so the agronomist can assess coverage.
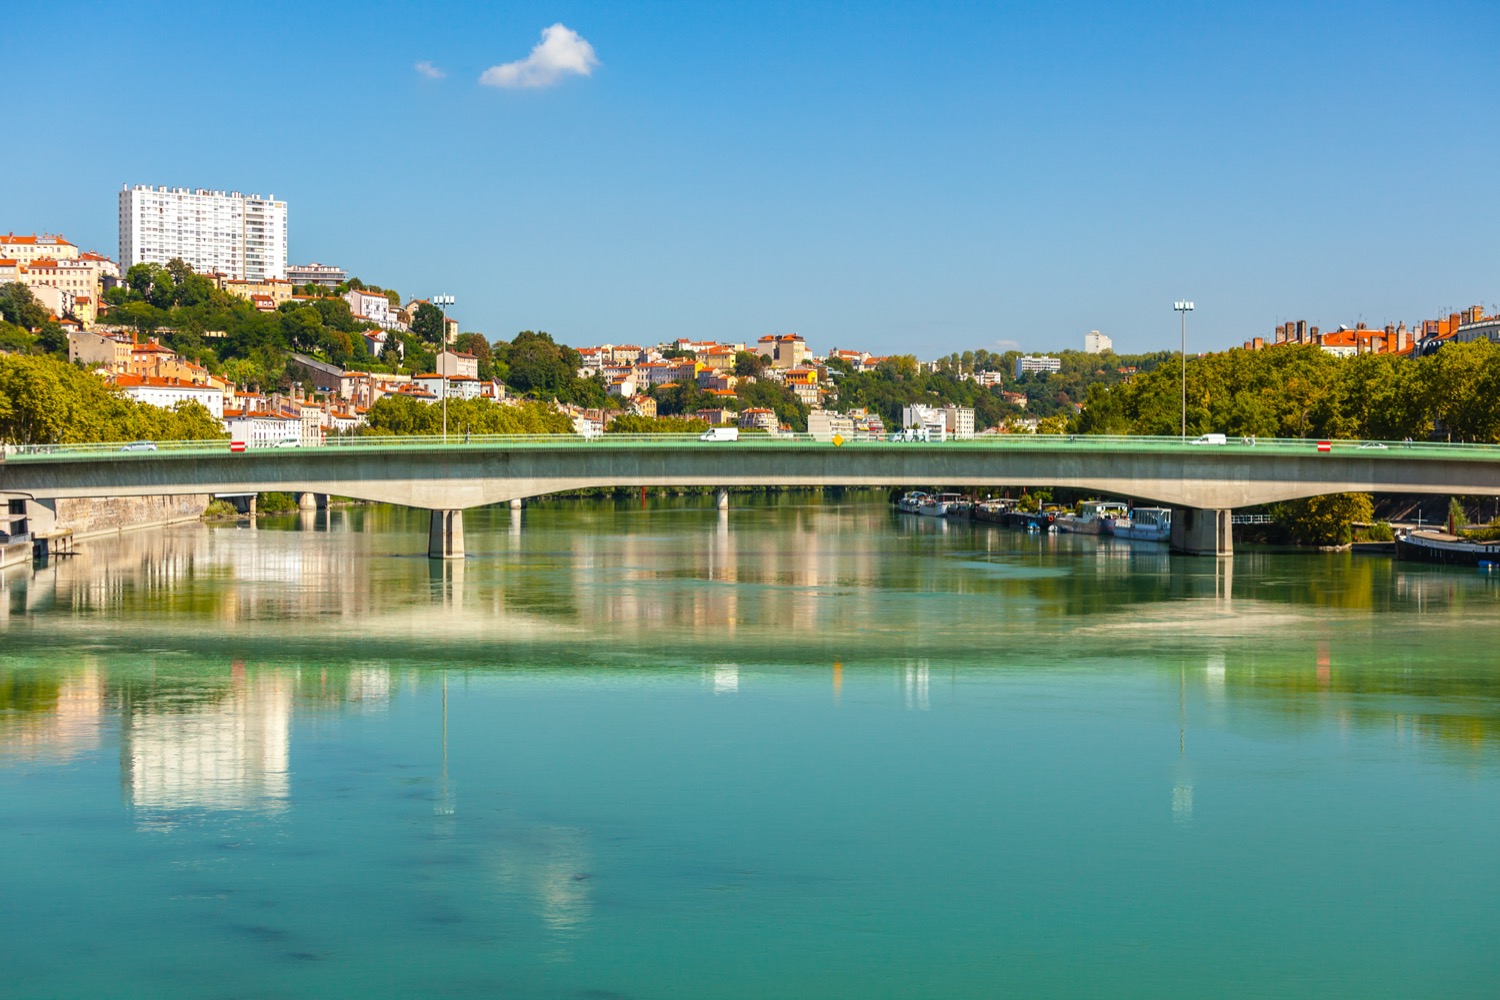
[5,433,1499,558]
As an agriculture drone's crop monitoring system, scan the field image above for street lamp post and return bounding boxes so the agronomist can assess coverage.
[433,294,455,442]
[1174,300,1194,441]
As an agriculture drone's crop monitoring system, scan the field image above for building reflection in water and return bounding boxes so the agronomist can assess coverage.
[711,664,739,695]
[122,665,293,815]
[493,827,595,937]
[903,660,930,711]
[0,665,105,764]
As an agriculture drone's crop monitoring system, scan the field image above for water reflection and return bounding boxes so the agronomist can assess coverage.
[0,664,104,764]
[2,497,1500,777]
[122,665,292,815]
[493,826,595,937]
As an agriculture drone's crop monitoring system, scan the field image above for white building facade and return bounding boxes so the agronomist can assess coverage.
[119,185,288,280]
[1015,355,1062,377]
[114,374,226,420]
[1083,330,1113,354]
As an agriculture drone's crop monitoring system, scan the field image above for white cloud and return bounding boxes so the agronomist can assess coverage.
[415,60,446,80]
[480,24,599,89]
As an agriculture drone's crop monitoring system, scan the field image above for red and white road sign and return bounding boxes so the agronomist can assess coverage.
[230,441,246,453]
[1316,441,1331,453]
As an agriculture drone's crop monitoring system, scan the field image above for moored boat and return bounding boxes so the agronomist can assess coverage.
[1106,507,1172,542]
[895,491,931,514]
[1055,500,1129,535]
[1394,530,1500,566]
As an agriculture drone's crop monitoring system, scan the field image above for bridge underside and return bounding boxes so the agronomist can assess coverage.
[5,444,1499,511]
[5,444,1498,559]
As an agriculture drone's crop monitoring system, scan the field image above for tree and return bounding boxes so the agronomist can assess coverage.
[362,396,572,436]
[734,351,766,378]
[410,302,445,343]
[164,258,194,288]
[0,354,226,444]
[0,283,49,330]
[607,414,708,433]
[1270,492,1373,547]
[501,331,575,396]
[34,322,67,356]
[283,307,323,352]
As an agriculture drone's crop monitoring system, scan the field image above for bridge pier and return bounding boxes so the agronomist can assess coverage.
[509,498,522,510]
[716,487,729,510]
[298,492,318,512]
[1171,507,1233,557]
[428,509,465,560]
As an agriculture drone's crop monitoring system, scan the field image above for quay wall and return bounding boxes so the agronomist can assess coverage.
[27,494,211,541]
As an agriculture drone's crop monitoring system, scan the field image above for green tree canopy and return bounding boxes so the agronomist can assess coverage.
[0,354,225,444]
[361,395,572,436]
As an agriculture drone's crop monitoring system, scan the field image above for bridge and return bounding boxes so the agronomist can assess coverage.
[4,433,1499,558]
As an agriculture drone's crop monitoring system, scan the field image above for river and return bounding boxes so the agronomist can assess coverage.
[2,495,1497,998]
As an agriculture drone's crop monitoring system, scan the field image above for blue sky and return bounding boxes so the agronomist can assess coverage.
[5,1,1497,355]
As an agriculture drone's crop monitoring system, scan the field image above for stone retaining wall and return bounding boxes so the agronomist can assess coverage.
[31,495,211,540]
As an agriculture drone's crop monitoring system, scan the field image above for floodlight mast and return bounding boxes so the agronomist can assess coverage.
[1174,301,1194,441]
[434,295,456,442]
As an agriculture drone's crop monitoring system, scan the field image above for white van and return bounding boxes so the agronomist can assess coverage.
[1191,433,1228,446]
[272,436,302,448]
[699,427,739,442]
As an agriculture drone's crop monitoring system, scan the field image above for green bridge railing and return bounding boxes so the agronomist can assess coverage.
[4,433,1499,463]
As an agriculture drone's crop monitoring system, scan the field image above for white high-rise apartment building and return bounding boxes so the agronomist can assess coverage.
[119,184,287,281]
[1083,329,1113,354]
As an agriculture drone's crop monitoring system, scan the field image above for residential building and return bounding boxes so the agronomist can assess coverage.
[345,288,399,329]
[2,254,116,321]
[902,403,975,440]
[807,411,855,442]
[119,184,287,280]
[607,376,638,398]
[225,409,303,447]
[413,374,481,400]
[696,407,735,425]
[24,282,72,321]
[697,345,740,370]
[220,277,295,306]
[628,396,657,418]
[111,373,226,420]
[828,348,870,369]
[1083,330,1113,354]
[756,333,810,369]
[68,329,134,368]
[286,262,347,287]
[0,233,78,265]
[738,407,779,433]
[1015,355,1062,377]
[435,349,479,378]
[1455,314,1500,345]
[362,329,402,358]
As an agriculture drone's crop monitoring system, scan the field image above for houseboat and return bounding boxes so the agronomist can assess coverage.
[1106,507,1172,543]
[1056,500,1129,535]
[1394,530,1500,566]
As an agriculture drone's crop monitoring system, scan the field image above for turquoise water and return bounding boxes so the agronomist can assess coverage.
[3,497,1499,998]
